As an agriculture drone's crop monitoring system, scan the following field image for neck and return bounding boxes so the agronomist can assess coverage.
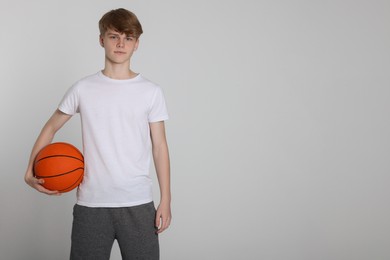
[102,62,137,80]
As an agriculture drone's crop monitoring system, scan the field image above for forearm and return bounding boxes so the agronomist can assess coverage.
[25,110,71,178]
[25,123,56,177]
[152,141,172,233]
[24,110,71,194]
[152,141,171,203]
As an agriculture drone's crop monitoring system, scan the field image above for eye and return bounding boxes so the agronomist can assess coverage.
[126,37,134,41]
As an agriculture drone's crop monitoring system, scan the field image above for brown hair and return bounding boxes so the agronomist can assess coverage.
[99,8,143,38]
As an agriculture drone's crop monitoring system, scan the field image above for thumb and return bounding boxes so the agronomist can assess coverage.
[155,212,161,228]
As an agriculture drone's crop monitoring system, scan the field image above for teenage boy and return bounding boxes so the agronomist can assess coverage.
[24,8,171,259]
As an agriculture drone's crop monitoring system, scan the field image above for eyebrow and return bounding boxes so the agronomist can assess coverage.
[107,33,134,38]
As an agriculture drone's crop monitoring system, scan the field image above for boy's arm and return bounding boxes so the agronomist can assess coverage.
[150,121,171,234]
[24,109,72,195]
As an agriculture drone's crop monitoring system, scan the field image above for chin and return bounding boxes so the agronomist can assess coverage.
[107,57,130,64]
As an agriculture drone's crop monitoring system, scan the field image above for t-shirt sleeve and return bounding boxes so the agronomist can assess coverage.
[58,84,80,115]
[148,86,169,122]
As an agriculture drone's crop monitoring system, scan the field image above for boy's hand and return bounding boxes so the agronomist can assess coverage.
[155,201,171,234]
[24,173,61,196]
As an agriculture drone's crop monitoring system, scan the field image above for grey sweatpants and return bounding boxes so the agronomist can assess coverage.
[70,202,159,260]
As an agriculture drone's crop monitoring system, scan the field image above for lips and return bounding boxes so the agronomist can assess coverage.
[114,51,126,54]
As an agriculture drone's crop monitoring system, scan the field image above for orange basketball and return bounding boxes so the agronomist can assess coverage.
[33,142,84,193]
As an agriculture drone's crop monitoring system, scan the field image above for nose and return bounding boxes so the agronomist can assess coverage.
[117,38,124,48]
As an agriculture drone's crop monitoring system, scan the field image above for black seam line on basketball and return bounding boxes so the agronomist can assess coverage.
[35,167,84,178]
[35,155,84,163]
[59,171,84,192]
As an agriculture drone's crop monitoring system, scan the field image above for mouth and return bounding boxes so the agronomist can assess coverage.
[114,51,126,55]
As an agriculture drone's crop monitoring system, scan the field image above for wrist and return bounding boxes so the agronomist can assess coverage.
[159,196,171,204]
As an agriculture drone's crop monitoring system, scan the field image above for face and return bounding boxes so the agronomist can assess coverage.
[100,28,139,65]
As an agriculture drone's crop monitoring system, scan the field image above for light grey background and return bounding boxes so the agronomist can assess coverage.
[1,0,389,259]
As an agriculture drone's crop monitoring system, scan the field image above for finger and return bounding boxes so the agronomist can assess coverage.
[38,187,61,195]
[27,177,60,195]
[46,190,61,196]
[35,183,61,196]
[157,219,164,233]
[157,224,167,233]
[31,178,45,188]
[166,216,171,227]
[155,213,161,230]
[27,176,41,187]
[157,225,165,233]
[157,216,171,234]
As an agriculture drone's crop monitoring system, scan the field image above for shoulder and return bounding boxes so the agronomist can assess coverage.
[74,72,100,86]
[137,76,167,102]
[65,72,101,94]
[138,75,162,90]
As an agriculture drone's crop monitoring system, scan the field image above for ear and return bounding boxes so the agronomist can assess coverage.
[134,38,140,51]
[99,35,104,47]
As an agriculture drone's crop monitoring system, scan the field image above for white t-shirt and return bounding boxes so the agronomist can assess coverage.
[58,71,169,207]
